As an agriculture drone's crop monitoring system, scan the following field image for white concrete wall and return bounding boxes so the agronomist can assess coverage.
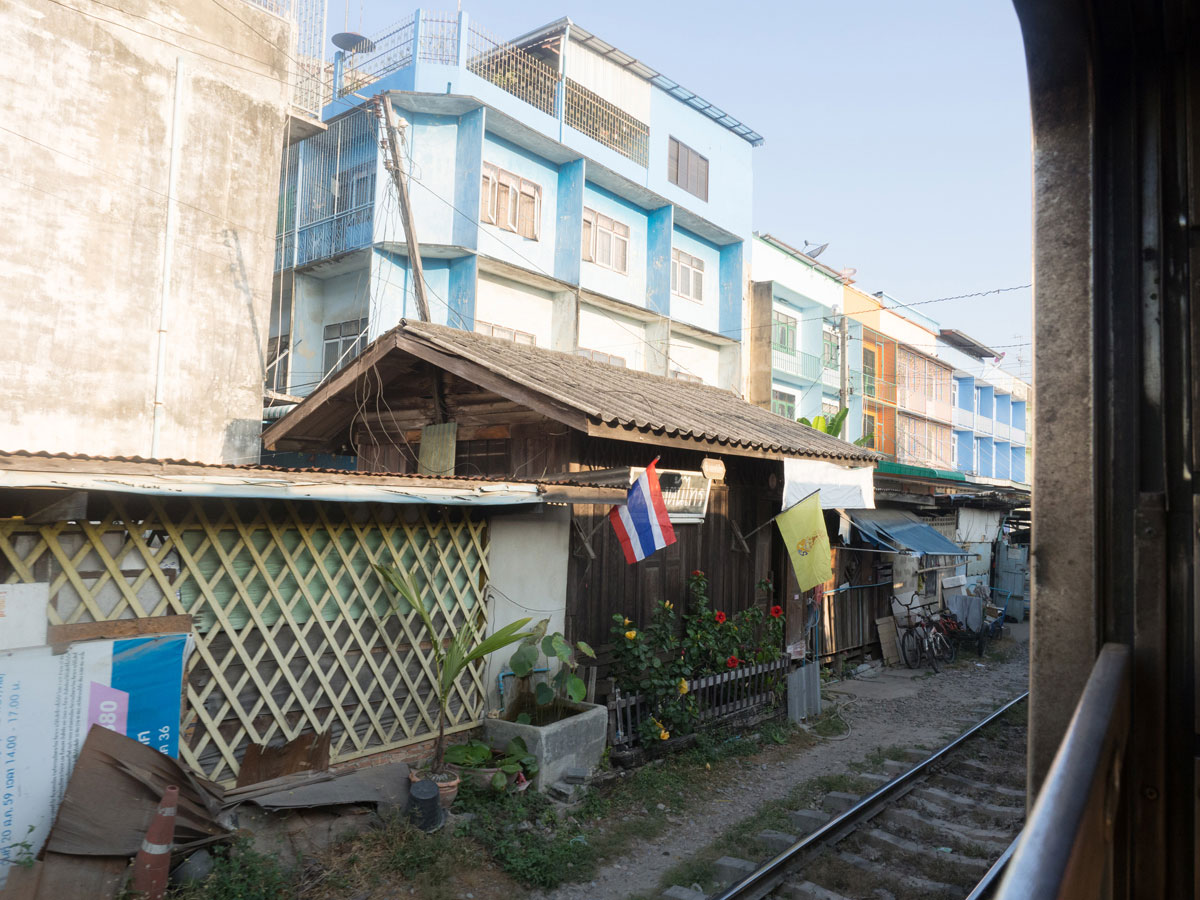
[578,306,646,369]
[484,506,571,713]
[668,335,721,385]
[0,0,292,462]
[475,273,554,346]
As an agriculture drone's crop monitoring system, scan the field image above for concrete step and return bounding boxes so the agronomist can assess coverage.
[821,791,861,813]
[714,856,756,885]
[931,770,1027,801]
[859,827,992,873]
[835,851,960,897]
[756,829,799,852]
[788,808,831,836]
[777,880,854,900]
[880,806,1014,849]
[911,786,1025,820]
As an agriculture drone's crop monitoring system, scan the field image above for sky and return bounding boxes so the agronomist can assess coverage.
[330,0,1034,380]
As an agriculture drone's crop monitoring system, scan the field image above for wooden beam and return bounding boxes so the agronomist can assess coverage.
[48,614,194,645]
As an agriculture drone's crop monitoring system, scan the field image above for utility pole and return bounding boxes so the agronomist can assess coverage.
[375,93,431,322]
[838,312,850,413]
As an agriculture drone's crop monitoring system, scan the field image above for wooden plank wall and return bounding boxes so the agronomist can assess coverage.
[565,437,780,648]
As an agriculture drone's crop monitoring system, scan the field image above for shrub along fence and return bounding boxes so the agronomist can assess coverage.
[607,658,789,748]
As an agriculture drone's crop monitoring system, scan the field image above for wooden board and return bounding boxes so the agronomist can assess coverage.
[47,614,193,645]
[875,615,901,666]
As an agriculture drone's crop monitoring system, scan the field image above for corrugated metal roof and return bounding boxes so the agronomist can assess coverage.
[272,321,876,464]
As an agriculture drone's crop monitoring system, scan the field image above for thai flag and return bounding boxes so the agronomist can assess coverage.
[609,459,676,564]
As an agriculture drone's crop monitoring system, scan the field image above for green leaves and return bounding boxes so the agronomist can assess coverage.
[798,407,851,439]
[510,643,539,678]
[444,739,493,767]
[576,640,596,659]
[534,682,556,706]
[565,674,586,703]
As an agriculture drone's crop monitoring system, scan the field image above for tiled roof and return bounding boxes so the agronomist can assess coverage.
[370,321,878,463]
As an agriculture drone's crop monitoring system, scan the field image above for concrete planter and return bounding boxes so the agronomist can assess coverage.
[483,701,607,791]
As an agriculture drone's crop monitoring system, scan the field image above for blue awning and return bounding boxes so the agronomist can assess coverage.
[846,509,971,556]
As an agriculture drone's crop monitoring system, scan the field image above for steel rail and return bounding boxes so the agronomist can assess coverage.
[963,832,1021,900]
[711,690,1030,900]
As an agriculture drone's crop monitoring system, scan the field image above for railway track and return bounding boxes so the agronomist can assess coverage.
[674,693,1029,900]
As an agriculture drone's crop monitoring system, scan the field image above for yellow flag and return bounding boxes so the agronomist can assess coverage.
[776,491,833,592]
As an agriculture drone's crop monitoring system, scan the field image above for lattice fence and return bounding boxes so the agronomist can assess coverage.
[0,494,490,784]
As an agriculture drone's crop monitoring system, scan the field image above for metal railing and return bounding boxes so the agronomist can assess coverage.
[994,644,1131,899]
[564,78,649,165]
[772,347,823,382]
[418,10,459,63]
[336,14,416,99]
[466,20,558,117]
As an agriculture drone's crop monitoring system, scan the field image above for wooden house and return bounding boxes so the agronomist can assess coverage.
[262,320,879,649]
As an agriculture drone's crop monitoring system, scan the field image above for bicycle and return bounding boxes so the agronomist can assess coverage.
[895,593,953,673]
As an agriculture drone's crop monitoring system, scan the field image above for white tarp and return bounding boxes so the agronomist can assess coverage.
[783,459,875,510]
[957,507,1004,543]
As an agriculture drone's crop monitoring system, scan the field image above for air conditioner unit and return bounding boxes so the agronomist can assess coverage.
[629,467,712,524]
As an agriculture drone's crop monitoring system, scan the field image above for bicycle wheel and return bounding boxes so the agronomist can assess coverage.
[926,634,940,673]
[932,630,957,665]
[900,628,920,668]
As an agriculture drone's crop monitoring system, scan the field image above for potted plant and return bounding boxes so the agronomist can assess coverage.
[484,627,608,791]
[375,564,536,807]
[444,736,539,791]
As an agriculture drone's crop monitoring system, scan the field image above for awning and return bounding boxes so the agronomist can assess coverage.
[846,509,971,556]
[783,458,875,510]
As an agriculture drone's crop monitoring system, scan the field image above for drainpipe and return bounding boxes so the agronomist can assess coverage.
[151,57,185,459]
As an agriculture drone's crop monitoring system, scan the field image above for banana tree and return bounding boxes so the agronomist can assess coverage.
[375,564,537,772]
[798,407,851,438]
[799,407,874,447]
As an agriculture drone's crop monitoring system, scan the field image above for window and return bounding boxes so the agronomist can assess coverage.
[772,389,796,419]
[671,248,704,301]
[576,347,627,367]
[952,381,959,408]
[822,325,839,368]
[480,163,541,240]
[266,334,290,393]
[335,162,375,214]
[822,399,840,419]
[772,311,797,352]
[862,346,877,398]
[671,370,703,383]
[862,412,877,449]
[582,208,629,273]
[322,319,366,376]
[667,137,709,201]
[475,320,536,345]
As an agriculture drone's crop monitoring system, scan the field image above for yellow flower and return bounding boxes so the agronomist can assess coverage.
[625,629,637,640]
[660,730,670,740]
[623,617,632,626]
[677,678,689,695]
[705,763,711,771]
[664,601,673,610]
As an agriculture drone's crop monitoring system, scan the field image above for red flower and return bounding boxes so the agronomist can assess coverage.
[691,569,704,577]
[770,605,784,618]
[726,655,740,668]
[714,610,727,624]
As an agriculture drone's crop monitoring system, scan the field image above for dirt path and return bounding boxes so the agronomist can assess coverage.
[529,636,1030,900]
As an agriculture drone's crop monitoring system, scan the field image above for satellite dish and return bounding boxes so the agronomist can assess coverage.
[332,32,375,53]
[838,267,857,281]
[803,240,829,259]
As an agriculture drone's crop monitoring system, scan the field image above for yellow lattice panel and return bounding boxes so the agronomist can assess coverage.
[0,494,490,784]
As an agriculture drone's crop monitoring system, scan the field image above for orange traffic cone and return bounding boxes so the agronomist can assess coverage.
[132,785,179,900]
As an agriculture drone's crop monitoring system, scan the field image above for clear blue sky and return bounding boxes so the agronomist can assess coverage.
[332,1,1033,378]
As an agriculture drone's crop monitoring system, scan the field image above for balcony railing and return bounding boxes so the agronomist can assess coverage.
[995,421,1011,441]
[772,347,822,382]
[954,407,975,430]
[466,20,557,117]
[1010,426,1026,445]
[565,78,649,165]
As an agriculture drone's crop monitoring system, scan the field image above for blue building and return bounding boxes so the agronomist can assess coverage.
[940,331,1030,485]
[748,234,864,441]
[268,10,761,402]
